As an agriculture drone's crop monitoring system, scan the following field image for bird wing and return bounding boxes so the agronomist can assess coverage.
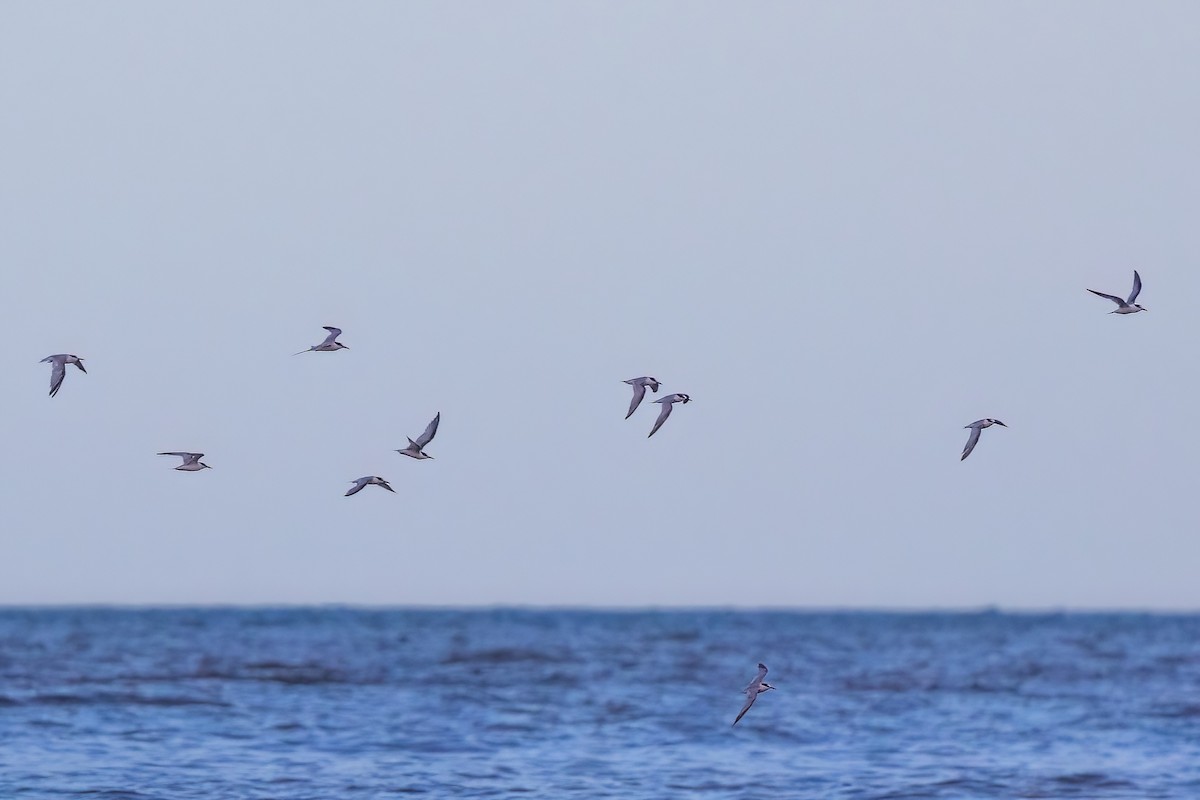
[647,401,674,438]
[1128,270,1142,304]
[961,426,982,461]
[320,327,342,345]
[626,382,647,419]
[345,479,368,496]
[415,413,440,447]
[1086,288,1126,306]
[743,663,768,692]
[378,480,396,493]
[733,688,758,726]
[48,359,66,397]
[158,452,200,462]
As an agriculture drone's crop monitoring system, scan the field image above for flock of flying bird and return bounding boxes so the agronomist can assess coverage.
[35,270,1147,725]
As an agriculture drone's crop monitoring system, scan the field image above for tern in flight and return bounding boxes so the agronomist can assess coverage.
[961,418,1007,461]
[1087,270,1145,314]
[158,452,212,471]
[648,393,691,438]
[345,476,395,496]
[40,354,86,398]
[294,326,349,355]
[733,663,775,726]
[623,376,661,419]
[396,412,440,460]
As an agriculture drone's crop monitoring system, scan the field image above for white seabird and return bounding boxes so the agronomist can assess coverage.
[623,376,661,419]
[1087,270,1146,314]
[961,418,1007,461]
[648,393,691,438]
[397,412,440,460]
[158,452,212,471]
[733,662,775,726]
[40,354,86,398]
[294,326,349,355]
[345,476,395,496]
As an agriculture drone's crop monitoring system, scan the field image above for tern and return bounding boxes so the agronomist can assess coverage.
[294,326,349,355]
[648,393,691,438]
[40,354,87,398]
[1087,270,1145,314]
[961,418,1007,461]
[345,476,395,496]
[158,452,212,471]
[623,377,661,419]
[396,412,440,460]
[733,663,775,726]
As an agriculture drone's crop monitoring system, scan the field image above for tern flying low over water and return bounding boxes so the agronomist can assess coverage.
[1087,270,1145,314]
[397,412,440,460]
[40,354,86,398]
[294,326,349,355]
[961,418,1007,461]
[158,452,212,471]
[648,393,691,438]
[345,476,395,496]
[623,376,661,419]
[733,663,775,726]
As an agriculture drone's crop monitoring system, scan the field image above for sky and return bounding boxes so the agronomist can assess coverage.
[1,2,1198,608]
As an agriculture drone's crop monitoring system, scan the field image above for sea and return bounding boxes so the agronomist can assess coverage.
[1,608,1198,799]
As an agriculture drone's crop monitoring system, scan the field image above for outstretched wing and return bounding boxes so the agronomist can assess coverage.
[415,413,440,447]
[648,401,674,438]
[378,480,396,493]
[158,452,201,463]
[1086,288,1125,307]
[320,326,342,345]
[1128,270,1142,304]
[48,359,66,397]
[733,689,758,726]
[961,426,982,461]
[626,382,647,419]
[345,479,368,496]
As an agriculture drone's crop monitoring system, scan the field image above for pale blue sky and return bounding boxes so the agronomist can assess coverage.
[2,3,1198,607]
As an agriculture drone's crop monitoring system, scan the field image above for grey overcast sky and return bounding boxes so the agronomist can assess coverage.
[2,3,1198,608]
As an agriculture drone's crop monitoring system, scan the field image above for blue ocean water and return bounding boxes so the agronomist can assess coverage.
[1,609,1198,799]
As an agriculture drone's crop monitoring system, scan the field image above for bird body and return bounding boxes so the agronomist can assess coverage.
[158,452,212,471]
[294,326,349,354]
[648,393,691,438]
[346,476,395,496]
[40,354,86,397]
[961,418,1007,461]
[623,376,661,419]
[1087,270,1145,314]
[733,662,775,726]
[397,413,440,460]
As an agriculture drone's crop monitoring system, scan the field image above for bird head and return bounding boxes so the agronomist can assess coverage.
[761,683,776,692]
